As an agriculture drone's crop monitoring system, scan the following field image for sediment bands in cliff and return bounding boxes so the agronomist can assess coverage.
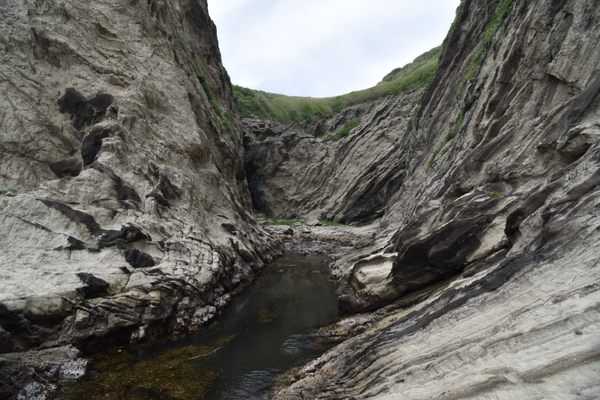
[265,0,600,398]
[1,0,599,398]
[241,47,440,224]
[0,0,280,396]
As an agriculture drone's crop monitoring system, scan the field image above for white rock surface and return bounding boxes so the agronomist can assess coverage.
[0,0,278,371]
[274,0,600,397]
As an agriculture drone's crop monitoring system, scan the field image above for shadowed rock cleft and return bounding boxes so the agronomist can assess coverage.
[120,245,156,269]
[76,273,110,299]
[57,88,114,130]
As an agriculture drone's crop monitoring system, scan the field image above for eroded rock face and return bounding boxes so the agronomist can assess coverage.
[275,0,600,397]
[0,346,86,400]
[2,0,600,398]
[0,0,279,394]
[244,91,422,224]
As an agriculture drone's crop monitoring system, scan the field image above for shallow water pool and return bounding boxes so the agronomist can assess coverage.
[63,253,338,400]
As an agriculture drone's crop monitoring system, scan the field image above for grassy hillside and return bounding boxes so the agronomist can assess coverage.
[381,46,441,82]
[234,47,440,124]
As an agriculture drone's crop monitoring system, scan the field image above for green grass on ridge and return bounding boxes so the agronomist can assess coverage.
[234,47,440,125]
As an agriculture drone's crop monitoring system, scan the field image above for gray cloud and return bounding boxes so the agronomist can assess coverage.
[208,0,461,97]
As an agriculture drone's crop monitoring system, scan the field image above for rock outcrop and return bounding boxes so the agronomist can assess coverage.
[244,90,422,223]
[0,0,279,396]
[2,0,600,398]
[271,0,600,397]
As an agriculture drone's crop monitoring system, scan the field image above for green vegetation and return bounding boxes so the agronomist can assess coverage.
[427,111,465,170]
[449,1,464,33]
[444,110,465,143]
[323,117,361,142]
[258,216,300,226]
[177,35,188,53]
[190,57,235,140]
[162,1,236,141]
[234,47,440,125]
[462,0,516,88]
[483,0,516,46]
[382,47,441,82]
[191,58,212,100]
[64,341,233,400]
[462,47,485,88]
[490,191,503,198]
[0,188,16,196]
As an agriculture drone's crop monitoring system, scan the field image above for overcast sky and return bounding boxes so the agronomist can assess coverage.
[208,0,460,97]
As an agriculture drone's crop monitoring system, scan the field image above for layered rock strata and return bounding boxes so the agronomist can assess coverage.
[2,0,600,398]
[266,0,600,397]
[244,91,422,224]
[0,0,279,396]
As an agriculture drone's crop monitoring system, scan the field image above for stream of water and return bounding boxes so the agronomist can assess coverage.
[63,253,338,400]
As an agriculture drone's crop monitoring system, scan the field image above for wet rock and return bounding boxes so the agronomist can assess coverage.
[313,314,374,344]
[0,346,86,400]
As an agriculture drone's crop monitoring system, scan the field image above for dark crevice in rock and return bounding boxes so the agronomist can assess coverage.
[146,191,171,207]
[76,273,110,299]
[37,198,154,268]
[119,244,156,269]
[504,182,559,242]
[244,153,270,214]
[157,174,183,201]
[49,157,82,178]
[391,213,494,295]
[339,169,406,224]
[91,163,141,203]
[99,224,151,248]
[549,0,569,18]
[81,127,112,166]
[57,88,114,131]
[0,304,43,352]
[66,237,87,251]
[38,199,103,236]
[221,223,237,235]
[146,174,183,208]
[15,217,53,233]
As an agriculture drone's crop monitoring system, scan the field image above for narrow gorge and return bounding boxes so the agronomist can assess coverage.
[0,0,599,399]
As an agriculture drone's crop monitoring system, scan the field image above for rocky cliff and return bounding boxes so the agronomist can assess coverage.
[0,0,279,397]
[1,0,599,398]
[271,0,600,398]
[243,91,422,224]
[241,49,438,224]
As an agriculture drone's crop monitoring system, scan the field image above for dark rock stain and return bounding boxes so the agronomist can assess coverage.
[57,88,114,131]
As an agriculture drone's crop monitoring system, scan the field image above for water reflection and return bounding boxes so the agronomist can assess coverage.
[65,253,339,400]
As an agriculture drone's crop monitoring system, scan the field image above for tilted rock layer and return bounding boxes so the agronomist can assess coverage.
[0,0,278,396]
[244,90,422,224]
[1,0,600,398]
[272,0,600,398]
